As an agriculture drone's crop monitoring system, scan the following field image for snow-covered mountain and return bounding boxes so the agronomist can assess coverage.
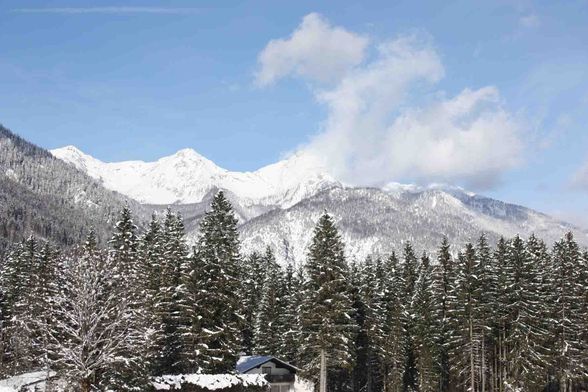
[239,186,588,264]
[51,146,588,263]
[51,146,337,208]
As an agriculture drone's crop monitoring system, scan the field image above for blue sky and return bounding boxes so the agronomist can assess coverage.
[1,0,588,224]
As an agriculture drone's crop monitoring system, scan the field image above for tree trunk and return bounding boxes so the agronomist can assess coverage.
[469,318,475,392]
[481,338,486,392]
[80,379,92,392]
[320,349,327,392]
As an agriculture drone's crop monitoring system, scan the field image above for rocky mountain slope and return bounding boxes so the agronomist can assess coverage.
[51,144,588,263]
[239,186,587,264]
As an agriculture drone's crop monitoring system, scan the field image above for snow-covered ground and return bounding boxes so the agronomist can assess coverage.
[0,370,55,392]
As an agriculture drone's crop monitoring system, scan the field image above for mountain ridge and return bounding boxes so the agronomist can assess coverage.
[51,144,588,263]
[51,145,338,207]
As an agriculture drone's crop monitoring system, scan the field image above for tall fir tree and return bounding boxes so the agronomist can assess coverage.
[138,215,165,375]
[547,233,584,391]
[401,242,419,392]
[413,253,438,392]
[0,236,42,374]
[192,191,243,373]
[105,207,151,391]
[240,251,265,355]
[253,247,283,355]
[381,252,405,392]
[299,213,355,392]
[277,261,302,363]
[155,209,188,375]
[474,235,493,392]
[449,244,480,392]
[432,237,454,392]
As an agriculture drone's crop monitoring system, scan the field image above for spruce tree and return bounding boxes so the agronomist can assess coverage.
[413,253,438,392]
[547,233,584,390]
[156,209,188,375]
[1,236,42,374]
[254,247,283,355]
[105,207,150,390]
[475,235,493,392]
[240,251,265,355]
[432,237,454,392]
[138,215,165,375]
[278,261,302,363]
[299,213,355,391]
[380,252,404,392]
[401,242,419,391]
[449,244,479,392]
[192,191,243,373]
[504,235,547,390]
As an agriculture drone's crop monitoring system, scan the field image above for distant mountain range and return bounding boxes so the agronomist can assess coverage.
[49,141,588,263]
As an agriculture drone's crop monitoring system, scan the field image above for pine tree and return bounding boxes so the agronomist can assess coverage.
[240,251,265,355]
[278,261,302,363]
[349,259,369,392]
[490,237,510,392]
[156,209,188,375]
[474,235,493,392]
[432,237,454,392]
[381,252,404,392]
[413,253,438,392]
[192,191,243,373]
[449,244,480,392]
[138,215,165,375]
[254,247,283,355]
[547,233,584,391]
[401,242,419,391]
[104,207,151,390]
[20,241,60,371]
[299,213,355,392]
[502,235,547,390]
[1,236,42,374]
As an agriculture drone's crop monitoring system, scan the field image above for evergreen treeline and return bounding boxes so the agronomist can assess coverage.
[0,191,587,392]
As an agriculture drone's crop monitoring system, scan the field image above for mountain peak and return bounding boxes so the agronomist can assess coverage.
[172,148,204,159]
[52,145,89,159]
[51,145,337,205]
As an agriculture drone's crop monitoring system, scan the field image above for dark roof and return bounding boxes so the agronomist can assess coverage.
[236,356,298,374]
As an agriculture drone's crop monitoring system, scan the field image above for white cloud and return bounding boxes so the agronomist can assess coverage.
[379,87,523,188]
[258,13,527,189]
[255,13,369,86]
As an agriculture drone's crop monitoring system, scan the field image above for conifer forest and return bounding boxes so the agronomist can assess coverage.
[0,191,586,392]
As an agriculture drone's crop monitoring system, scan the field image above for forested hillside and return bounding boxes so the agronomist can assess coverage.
[0,192,586,391]
[0,125,148,253]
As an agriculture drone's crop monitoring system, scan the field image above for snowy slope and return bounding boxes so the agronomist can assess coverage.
[51,146,337,207]
[51,146,588,263]
[239,186,588,264]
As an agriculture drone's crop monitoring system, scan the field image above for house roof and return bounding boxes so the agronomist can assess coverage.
[236,355,299,374]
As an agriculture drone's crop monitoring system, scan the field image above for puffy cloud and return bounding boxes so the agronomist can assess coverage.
[255,13,369,86]
[258,14,526,189]
[379,87,523,188]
